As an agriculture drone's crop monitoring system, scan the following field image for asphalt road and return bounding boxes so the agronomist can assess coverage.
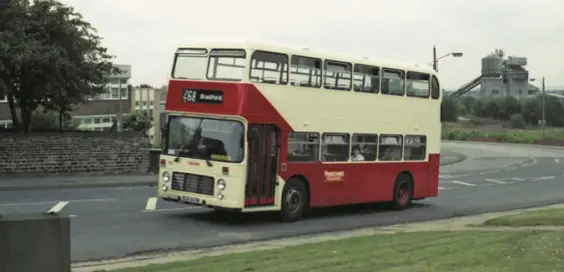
[1,141,564,262]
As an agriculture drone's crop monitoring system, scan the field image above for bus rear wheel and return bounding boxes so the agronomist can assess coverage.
[280,178,308,222]
[391,173,413,210]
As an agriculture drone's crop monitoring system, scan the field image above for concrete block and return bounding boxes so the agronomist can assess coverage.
[0,213,71,272]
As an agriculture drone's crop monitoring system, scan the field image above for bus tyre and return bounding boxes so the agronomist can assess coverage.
[280,179,308,222]
[391,174,413,210]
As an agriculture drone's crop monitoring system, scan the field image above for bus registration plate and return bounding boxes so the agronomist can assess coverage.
[181,196,200,204]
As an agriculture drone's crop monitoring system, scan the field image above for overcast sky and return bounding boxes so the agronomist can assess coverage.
[61,0,564,90]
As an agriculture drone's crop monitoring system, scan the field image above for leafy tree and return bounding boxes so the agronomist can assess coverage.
[497,96,522,120]
[484,99,500,119]
[30,109,79,130]
[471,98,485,117]
[123,110,153,133]
[0,0,115,132]
[441,96,458,122]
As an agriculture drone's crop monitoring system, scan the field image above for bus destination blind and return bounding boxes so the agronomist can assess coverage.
[182,89,224,104]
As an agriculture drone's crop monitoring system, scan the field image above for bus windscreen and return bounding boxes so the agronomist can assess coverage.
[165,116,244,163]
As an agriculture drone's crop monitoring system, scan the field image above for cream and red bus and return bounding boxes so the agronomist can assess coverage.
[158,39,441,222]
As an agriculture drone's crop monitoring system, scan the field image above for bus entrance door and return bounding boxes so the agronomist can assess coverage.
[245,124,278,207]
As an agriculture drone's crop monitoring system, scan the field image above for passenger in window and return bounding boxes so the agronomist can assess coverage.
[351,147,365,161]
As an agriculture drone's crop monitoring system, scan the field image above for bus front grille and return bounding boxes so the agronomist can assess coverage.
[170,172,214,196]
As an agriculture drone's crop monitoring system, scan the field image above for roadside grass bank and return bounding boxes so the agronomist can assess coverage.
[107,230,563,272]
[105,206,564,272]
[441,122,564,145]
[483,207,564,227]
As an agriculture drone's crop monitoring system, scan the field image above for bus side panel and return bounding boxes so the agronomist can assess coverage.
[280,161,432,208]
[428,153,440,197]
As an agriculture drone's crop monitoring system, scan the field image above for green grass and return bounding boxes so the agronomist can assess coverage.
[483,208,564,227]
[109,230,564,272]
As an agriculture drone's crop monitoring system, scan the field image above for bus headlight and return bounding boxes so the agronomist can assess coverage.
[217,192,224,200]
[162,171,170,183]
[217,179,226,190]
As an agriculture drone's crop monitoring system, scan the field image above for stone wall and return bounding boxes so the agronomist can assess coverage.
[0,132,150,175]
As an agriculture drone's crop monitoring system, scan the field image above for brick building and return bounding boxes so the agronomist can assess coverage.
[0,64,133,131]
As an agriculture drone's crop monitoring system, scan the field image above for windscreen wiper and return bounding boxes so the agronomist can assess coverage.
[174,120,203,163]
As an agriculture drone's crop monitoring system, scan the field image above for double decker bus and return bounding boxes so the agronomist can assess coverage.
[158,39,441,222]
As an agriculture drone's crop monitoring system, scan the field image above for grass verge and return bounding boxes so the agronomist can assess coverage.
[108,230,564,272]
[483,208,564,227]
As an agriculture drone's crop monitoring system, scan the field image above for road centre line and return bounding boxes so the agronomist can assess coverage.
[485,178,508,184]
[479,170,500,175]
[451,181,477,187]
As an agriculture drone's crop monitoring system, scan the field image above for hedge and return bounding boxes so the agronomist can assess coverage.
[441,126,564,145]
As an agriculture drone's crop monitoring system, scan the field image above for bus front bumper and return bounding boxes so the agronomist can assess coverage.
[158,189,242,210]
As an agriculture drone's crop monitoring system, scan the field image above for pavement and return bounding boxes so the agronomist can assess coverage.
[0,174,156,191]
[1,141,564,263]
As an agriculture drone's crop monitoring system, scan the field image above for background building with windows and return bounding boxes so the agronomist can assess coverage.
[130,85,167,143]
[0,64,133,131]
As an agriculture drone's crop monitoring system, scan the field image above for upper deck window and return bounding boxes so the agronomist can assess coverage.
[353,64,379,93]
[171,48,208,80]
[381,68,405,96]
[207,49,247,82]
[290,55,322,88]
[406,72,430,98]
[324,60,352,91]
[250,51,289,85]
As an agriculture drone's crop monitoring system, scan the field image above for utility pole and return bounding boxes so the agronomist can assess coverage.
[117,80,123,132]
[541,76,546,139]
[433,45,437,72]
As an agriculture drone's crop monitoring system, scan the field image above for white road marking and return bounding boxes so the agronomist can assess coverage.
[442,156,457,159]
[145,197,158,211]
[47,201,69,214]
[69,214,78,218]
[142,207,202,213]
[555,159,560,164]
[485,178,508,184]
[0,198,116,207]
[438,186,446,190]
[451,181,477,187]
[530,176,556,182]
[480,170,500,175]
[521,157,538,168]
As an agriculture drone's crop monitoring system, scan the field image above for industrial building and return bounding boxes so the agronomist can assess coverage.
[450,52,540,98]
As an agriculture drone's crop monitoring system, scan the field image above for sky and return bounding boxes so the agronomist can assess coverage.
[60,0,564,90]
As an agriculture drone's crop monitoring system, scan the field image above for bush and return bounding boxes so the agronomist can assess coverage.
[509,114,526,129]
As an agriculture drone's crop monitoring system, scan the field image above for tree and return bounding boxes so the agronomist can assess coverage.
[497,96,522,120]
[441,96,458,122]
[123,110,153,133]
[0,0,115,132]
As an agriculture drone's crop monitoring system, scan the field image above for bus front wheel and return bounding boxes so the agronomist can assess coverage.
[391,173,413,210]
[280,178,308,222]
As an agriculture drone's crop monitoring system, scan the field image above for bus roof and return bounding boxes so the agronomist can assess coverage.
[176,38,437,75]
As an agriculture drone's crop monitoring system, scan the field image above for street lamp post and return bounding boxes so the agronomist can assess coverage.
[530,77,546,138]
[433,45,463,72]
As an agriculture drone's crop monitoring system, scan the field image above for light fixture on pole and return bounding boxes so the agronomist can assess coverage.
[433,45,463,72]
